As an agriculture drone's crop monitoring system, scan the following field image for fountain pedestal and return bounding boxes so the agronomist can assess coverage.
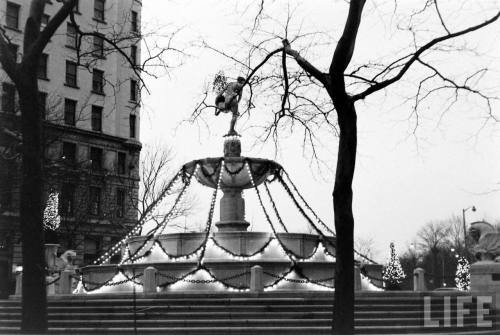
[216,188,250,232]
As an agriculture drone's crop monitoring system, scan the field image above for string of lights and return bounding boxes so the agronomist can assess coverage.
[197,160,224,267]
[223,160,246,175]
[282,169,335,236]
[93,168,184,265]
[276,173,326,238]
[210,235,274,258]
[263,181,288,233]
[263,266,295,289]
[361,272,385,290]
[119,165,198,265]
[279,171,378,266]
[80,270,143,292]
[121,271,144,286]
[154,239,203,260]
[45,275,61,286]
[246,162,297,264]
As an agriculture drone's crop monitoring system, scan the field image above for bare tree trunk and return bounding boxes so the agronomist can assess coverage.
[331,93,357,335]
[18,77,47,331]
[431,249,440,288]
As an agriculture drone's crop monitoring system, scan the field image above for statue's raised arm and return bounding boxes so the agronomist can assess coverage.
[214,76,245,136]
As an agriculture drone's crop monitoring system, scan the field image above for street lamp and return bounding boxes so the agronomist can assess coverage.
[462,205,476,249]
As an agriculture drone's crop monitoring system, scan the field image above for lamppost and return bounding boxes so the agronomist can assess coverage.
[462,206,476,250]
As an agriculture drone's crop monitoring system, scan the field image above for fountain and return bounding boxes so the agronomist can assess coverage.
[77,134,342,293]
[77,79,380,294]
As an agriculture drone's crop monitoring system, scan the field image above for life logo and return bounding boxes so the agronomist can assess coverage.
[422,295,496,329]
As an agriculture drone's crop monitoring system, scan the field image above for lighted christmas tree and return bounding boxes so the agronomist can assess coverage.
[43,191,61,232]
[455,257,470,291]
[382,242,406,290]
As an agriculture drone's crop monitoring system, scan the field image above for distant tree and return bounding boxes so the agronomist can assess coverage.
[42,190,61,243]
[455,256,470,291]
[382,242,406,290]
[355,236,378,262]
[417,221,450,287]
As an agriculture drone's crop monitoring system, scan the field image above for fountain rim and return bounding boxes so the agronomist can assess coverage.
[182,156,283,170]
[182,156,283,189]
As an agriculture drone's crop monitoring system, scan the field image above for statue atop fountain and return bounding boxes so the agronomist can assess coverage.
[214,76,245,137]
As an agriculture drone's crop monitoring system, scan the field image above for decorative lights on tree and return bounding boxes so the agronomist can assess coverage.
[455,257,470,291]
[382,242,405,290]
[43,191,61,231]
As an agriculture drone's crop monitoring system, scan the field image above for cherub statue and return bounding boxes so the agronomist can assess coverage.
[468,221,500,261]
[214,76,245,136]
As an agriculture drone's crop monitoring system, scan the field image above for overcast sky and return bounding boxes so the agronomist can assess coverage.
[140,0,500,261]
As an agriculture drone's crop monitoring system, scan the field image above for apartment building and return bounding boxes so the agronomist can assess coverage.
[0,0,142,296]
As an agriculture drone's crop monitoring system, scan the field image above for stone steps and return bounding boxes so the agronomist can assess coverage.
[0,309,493,320]
[0,291,497,334]
[0,327,499,335]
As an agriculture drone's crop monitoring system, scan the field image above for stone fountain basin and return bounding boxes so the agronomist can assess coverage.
[157,232,206,257]
[126,232,335,259]
[127,235,155,258]
[276,233,319,259]
[212,231,271,256]
[183,157,282,189]
[79,259,335,292]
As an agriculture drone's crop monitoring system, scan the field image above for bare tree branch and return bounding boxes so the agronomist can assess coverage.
[353,10,500,101]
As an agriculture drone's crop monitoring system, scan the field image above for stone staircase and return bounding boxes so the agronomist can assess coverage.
[0,291,498,334]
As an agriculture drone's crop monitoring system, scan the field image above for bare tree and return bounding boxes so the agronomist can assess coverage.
[417,221,450,288]
[134,143,196,234]
[0,0,182,331]
[444,214,470,256]
[191,1,500,333]
[354,236,378,262]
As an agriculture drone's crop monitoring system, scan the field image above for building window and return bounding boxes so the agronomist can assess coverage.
[90,147,102,170]
[116,189,125,218]
[38,91,47,119]
[60,183,75,216]
[2,83,15,113]
[131,45,137,66]
[130,79,137,101]
[92,69,104,94]
[62,141,76,164]
[94,0,105,21]
[89,187,101,216]
[66,23,77,48]
[8,44,18,62]
[91,105,102,131]
[129,114,136,138]
[65,61,78,87]
[93,34,104,58]
[6,2,20,30]
[117,152,126,174]
[131,11,138,32]
[64,98,76,125]
[38,53,48,79]
[83,236,100,264]
[41,14,49,30]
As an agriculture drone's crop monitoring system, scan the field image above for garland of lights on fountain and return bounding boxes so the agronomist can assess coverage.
[76,136,381,293]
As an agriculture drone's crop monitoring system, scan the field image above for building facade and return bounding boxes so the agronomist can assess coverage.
[0,0,142,296]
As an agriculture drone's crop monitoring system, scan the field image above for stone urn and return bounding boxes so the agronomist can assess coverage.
[45,243,60,271]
